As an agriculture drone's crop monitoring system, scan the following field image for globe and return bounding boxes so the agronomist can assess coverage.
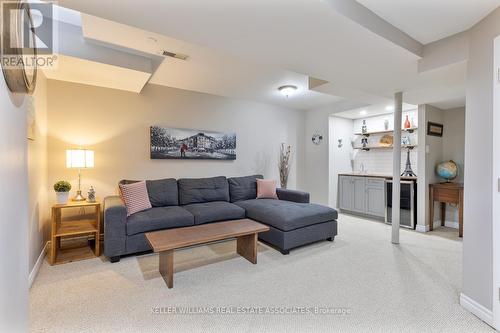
[436,160,458,182]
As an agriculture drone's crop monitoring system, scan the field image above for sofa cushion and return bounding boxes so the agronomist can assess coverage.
[257,179,278,199]
[119,181,152,217]
[146,178,179,207]
[126,206,194,236]
[119,179,178,207]
[182,201,246,225]
[228,175,263,202]
[178,176,230,205]
[235,199,338,232]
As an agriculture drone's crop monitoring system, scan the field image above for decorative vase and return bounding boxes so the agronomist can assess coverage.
[404,115,411,129]
[56,192,69,205]
[279,143,292,189]
[361,120,367,134]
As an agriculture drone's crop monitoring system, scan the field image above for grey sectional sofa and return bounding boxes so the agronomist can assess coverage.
[104,175,338,262]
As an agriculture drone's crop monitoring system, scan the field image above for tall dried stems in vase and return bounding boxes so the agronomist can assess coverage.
[279,143,292,189]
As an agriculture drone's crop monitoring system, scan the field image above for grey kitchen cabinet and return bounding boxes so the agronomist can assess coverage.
[339,176,354,211]
[338,176,386,219]
[352,177,367,213]
[365,178,386,218]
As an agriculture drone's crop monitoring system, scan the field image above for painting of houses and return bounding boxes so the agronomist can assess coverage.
[150,126,236,160]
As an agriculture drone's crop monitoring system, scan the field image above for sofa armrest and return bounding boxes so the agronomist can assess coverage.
[104,196,127,258]
[276,188,310,203]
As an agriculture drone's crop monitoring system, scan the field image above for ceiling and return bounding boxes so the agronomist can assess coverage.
[357,0,500,44]
[42,54,152,93]
[54,0,498,109]
[80,13,343,110]
[333,103,417,120]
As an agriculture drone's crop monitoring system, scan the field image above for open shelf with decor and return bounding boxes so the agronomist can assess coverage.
[354,127,418,136]
[353,144,417,151]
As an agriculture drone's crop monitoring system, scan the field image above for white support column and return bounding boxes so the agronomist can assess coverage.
[392,92,403,244]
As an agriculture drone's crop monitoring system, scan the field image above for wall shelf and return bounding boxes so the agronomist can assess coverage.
[353,145,418,151]
[354,128,418,136]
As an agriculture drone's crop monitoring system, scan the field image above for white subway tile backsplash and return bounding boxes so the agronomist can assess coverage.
[353,150,418,175]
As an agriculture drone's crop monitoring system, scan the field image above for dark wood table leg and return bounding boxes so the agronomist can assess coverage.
[440,202,446,227]
[159,250,174,288]
[237,233,257,264]
[459,189,464,238]
[429,185,434,231]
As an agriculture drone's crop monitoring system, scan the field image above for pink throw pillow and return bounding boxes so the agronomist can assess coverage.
[256,179,278,199]
[119,181,152,217]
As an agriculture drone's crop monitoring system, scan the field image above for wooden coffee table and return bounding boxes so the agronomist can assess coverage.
[145,219,270,288]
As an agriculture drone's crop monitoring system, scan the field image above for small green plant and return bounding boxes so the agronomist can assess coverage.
[54,181,71,192]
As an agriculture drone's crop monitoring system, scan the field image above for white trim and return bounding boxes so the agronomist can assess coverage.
[432,219,459,230]
[29,242,48,288]
[415,220,459,233]
[444,221,459,229]
[415,224,429,233]
[460,293,494,327]
[494,36,500,331]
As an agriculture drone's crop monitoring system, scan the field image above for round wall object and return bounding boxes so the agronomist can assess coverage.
[312,133,323,145]
[1,1,38,95]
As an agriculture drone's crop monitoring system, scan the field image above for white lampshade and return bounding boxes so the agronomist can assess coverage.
[66,149,94,169]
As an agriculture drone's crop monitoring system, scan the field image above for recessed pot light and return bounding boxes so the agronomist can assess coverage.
[278,85,298,97]
[386,105,394,111]
[360,110,368,116]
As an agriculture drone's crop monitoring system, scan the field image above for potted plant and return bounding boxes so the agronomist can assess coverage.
[54,181,71,204]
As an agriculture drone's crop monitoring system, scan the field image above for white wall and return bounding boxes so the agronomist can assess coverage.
[329,116,354,207]
[304,101,365,205]
[463,6,500,315]
[28,72,49,277]
[416,105,465,230]
[0,81,29,331]
[46,81,306,200]
[424,105,445,227]
[417,105,427,229]
[493,35,500,329]
[441,107,465,223]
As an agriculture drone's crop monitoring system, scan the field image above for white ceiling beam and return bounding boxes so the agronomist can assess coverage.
[324,0,423,57]
[418,31,470,73]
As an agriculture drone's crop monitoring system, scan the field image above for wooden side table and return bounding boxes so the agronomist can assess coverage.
[50,200,101,265]
[429,183,464,237]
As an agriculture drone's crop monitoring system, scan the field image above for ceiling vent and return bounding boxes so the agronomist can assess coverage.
[161,50,189,61]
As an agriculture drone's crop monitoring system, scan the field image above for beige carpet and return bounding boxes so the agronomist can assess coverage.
[30,215,494,333]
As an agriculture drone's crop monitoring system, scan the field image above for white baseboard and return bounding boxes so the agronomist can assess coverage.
[29,242,48,289]
[433,219,459,229]
[415,224,430,233]
[416,221,459,233]
[460,293,494,327]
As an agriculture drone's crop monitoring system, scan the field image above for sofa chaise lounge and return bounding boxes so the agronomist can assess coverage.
[104,175,338,262]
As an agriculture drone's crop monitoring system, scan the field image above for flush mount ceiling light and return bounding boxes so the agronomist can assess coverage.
[278,85,298,97]
[386,105,394,111]
[359,110,368,116]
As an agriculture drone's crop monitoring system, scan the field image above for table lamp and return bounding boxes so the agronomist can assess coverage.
[66,149,94,201]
